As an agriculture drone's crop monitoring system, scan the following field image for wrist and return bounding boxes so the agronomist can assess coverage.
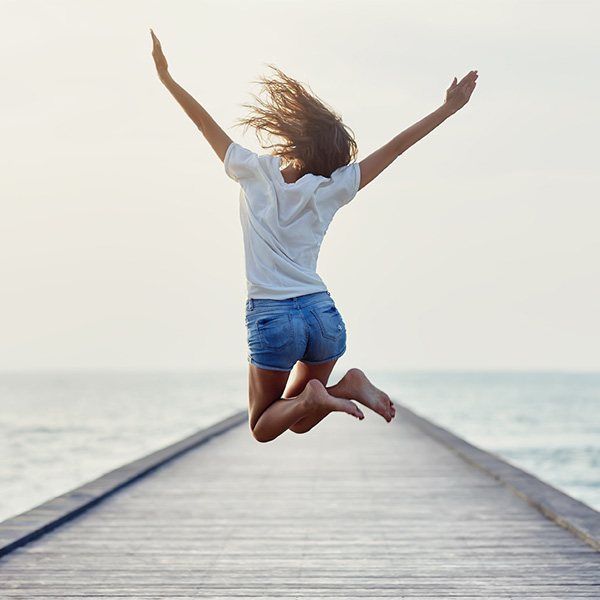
[159,71,173,86]
[438,103,456,119]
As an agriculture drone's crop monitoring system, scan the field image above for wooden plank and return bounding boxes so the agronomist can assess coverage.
[0,411,247,558]
[395,404,600,550]
[0,405,599,598]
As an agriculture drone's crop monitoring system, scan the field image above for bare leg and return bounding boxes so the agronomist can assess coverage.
[284,360,340,434]
[288,364,396,434]
[248,363,364,443]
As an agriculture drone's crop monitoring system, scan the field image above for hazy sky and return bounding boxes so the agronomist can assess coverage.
[1,0,599,371]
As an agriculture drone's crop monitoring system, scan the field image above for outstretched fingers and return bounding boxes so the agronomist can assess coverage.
[150,28,169,74]
[448,71,477,100]
[459,70,479,86]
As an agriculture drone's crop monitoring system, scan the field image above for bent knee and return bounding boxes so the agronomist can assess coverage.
[250,424,275,444]
[289,423,310,435]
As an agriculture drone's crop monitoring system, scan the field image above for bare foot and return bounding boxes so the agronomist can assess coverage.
[302,379,365,420]
[333,368,395,422]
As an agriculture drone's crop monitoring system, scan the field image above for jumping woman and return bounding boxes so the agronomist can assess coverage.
[150,29,478,443]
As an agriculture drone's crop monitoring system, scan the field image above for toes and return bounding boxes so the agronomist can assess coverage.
[345,399,364,420]
[387,400,396,422]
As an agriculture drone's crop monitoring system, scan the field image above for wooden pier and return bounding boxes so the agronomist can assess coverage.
[1,404,599,599]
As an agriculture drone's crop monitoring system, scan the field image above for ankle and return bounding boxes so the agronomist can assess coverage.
[300,379,325,409]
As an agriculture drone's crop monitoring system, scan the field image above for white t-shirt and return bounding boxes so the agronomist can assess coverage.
[224,142,361,299]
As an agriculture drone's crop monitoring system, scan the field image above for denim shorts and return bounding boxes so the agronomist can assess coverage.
[245,291,347,372]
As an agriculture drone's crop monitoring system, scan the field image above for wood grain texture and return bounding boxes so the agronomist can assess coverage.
[0,411,247,558]
[1,406,599,598]
[395,404,600,551]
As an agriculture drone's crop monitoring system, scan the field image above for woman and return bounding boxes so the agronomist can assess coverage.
[150,29,478,442]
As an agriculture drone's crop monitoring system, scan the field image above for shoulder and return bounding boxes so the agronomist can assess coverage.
[224,143,258,182]
[317,162,361,208]
[330,162,360,187]
[224,143,280,183]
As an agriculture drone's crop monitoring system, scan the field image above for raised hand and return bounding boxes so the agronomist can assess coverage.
[150,29,170,81]
[444,70,478,114]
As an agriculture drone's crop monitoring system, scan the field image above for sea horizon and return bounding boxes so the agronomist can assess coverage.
[1,369,599,523]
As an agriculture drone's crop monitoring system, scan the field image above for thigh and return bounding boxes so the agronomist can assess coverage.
[248,363,291,430]
[283,359,338,399]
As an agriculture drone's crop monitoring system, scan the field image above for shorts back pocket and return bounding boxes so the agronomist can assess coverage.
[311,304,345,341]
[257,313,294,349]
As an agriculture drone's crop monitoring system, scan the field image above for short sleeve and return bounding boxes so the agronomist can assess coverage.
[325,162,361,209]
[224,142,261,183]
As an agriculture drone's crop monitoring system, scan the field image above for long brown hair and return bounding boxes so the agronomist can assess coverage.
[237,65,358,178]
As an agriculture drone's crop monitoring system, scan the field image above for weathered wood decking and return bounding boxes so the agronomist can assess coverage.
[1,404,599,599]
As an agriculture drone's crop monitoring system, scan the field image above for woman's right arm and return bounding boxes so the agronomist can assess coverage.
[150,29,232,162]
[358,70,478,191]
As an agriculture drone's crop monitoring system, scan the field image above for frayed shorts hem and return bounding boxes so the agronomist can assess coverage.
[248,358,292,373]
[248,346,346,373]
[301,346,347,366]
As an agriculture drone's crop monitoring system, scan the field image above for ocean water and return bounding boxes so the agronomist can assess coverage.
[0,371,248,524]
[0,370,598,524]
[374,371,600,512]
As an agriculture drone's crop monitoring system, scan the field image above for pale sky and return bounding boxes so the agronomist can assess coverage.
[1,0,599,371]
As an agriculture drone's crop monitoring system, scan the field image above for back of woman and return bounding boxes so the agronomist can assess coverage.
[224,140,359,299]
[150,29,478,442]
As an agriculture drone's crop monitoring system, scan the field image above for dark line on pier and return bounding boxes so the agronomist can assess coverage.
[0,410,248,558]
[395,404,600,551]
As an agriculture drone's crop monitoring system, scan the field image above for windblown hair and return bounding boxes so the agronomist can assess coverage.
[237,66,358,178]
